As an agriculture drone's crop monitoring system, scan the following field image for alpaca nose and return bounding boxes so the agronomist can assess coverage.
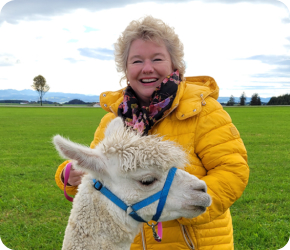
[193,181,207,193]
[194,188,205,193]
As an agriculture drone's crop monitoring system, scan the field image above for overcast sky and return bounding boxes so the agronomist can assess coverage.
[0,0,289,98]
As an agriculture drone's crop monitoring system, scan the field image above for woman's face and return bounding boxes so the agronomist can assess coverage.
[126,39,174,106]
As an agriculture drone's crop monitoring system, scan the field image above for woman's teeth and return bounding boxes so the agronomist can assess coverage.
[140,78,158,83]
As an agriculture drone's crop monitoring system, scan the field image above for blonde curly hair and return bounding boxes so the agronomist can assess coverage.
[114,16,186,84]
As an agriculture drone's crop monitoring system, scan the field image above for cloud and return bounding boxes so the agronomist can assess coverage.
[0,0,13,14]
[0,0,288,98]
[0,0,285,25]
[0,53,18,66]
[241,85,278,90]
[200,0,283,6]
[244,55,290,78]
[0,61,13,66]
[247,55,290,66]
[0,0,189,25]
[251,72,290,78]
[64,58,82,63]
[67,39,78,43]
[282,17,290,23]
[84,26,98,33]
[78,47,114,60]
[284,37,290,49]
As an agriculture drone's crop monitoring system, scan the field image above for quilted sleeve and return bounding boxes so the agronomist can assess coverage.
[54,112,115,196]
[178,97,249,225]
[90,113,115,148]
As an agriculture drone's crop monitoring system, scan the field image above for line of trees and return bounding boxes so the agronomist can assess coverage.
[267,94,290,105]
[0,100,29,103]
[226,92,262,106]
[226,92,290,106]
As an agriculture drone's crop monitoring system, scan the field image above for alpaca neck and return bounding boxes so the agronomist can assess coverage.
[62,177,142,250]
[92,196,142,249]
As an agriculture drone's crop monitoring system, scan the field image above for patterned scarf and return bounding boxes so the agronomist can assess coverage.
[118,70,181,135]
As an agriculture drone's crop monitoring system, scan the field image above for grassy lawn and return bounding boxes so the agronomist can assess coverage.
[225,107,290,250]
[0,106,289,250]
[0,107,107,250]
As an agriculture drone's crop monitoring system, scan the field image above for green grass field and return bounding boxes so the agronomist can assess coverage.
[0,106,289,250]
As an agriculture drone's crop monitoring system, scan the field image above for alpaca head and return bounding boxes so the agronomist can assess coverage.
[53,117,211,223]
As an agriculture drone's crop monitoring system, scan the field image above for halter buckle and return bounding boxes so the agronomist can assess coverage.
[94,181,103,191]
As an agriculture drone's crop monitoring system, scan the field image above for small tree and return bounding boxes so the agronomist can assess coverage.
[240,92,247,106]
[226,95,235,106]
[31,75,50,106]
[250,93,261,106]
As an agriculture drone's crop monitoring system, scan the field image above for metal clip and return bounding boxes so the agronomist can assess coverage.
[149,222,161,242]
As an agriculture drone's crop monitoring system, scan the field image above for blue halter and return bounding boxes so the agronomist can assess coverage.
[93,167,177,223]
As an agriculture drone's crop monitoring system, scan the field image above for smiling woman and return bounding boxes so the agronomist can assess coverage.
[115,16,186,84]
[54,16,249,250]
[126,39,173,106]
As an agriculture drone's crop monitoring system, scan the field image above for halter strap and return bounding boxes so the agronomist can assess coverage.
[129,191,162,222]
[93,179,160,222]
[93,167,177,223]
[93,180,128,211]
[152,167,177,221]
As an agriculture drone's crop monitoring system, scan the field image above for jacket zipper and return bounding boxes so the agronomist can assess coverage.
[181,225,195,249]
[141,225,146,250]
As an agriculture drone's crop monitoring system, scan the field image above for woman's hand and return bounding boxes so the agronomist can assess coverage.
[62,164,85,186]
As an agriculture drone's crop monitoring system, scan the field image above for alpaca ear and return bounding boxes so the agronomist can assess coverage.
[105,117,125,138]
[53,135,105,172]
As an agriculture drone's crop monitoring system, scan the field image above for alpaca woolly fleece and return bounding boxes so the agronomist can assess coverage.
[53,117,211,250]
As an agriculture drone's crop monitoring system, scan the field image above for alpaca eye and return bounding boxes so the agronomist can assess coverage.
[140,177,156,186]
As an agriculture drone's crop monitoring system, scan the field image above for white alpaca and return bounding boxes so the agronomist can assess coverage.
[53,117,211,250]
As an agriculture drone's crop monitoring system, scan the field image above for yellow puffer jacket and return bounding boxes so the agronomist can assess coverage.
[55,76,249,250]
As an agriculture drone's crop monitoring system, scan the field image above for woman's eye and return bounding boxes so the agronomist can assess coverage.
[133,60,142,64]
[154,58,162,61]
[140,177,156,186]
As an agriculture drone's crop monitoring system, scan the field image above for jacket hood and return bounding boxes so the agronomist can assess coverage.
[174,76,219,120]
[100,75,219,119]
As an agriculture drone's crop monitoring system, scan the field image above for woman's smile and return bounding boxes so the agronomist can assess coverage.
[139,78,158,84]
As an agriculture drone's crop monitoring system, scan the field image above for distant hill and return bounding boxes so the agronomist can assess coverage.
[0,89,100,103]
[0,89,271,104]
